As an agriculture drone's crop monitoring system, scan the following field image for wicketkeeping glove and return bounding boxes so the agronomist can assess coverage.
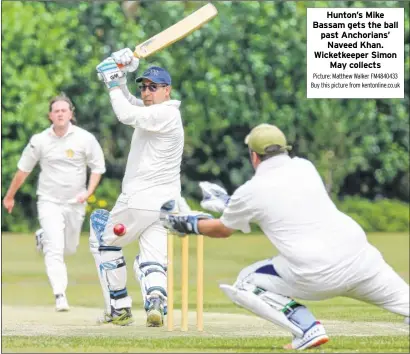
[199,181,230,213]
[164,213,214,236]
[111,48,139,74]
[96,57,126,89]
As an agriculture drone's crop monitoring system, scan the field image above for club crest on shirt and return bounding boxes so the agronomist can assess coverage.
[66,149,74,158]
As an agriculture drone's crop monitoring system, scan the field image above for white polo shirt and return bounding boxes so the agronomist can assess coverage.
[18,124,106,203]
[221,155,383,289]
[109,89,184,210]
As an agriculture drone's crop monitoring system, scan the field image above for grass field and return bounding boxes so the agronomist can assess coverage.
[2,232,409,352]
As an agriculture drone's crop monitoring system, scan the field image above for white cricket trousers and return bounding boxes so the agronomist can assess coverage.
[101,200,167,261]
[95,199,168,310]
[37,200,86,295]
[237,256,409,318]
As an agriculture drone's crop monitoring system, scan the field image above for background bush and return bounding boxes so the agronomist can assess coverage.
[2,1,409,233]
[336,197,410,232]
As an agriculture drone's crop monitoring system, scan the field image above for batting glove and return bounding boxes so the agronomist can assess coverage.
[199,181,230,213]
[164,213,213,236]
[111,48,140,73]
[96,57,126,89]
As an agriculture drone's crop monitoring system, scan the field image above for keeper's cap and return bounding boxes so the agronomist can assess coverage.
[245,124,292,155]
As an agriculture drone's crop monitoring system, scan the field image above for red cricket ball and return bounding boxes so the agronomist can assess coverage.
[113,223,126,236]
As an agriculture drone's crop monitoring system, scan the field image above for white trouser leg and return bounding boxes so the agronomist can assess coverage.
[62,203,85,255]
[224,258,324,337]
[345,260,410,317]
[236,257,342,300]
[134,220,168,311]
[38,201,67,295]
[97,199,160,311]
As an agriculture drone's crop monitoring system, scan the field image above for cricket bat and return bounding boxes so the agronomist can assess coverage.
[118,3,217,67]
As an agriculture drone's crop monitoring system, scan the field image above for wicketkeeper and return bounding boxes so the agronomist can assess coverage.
[90,48,185,327]
[3,94,105,311]
[164,123,410,350]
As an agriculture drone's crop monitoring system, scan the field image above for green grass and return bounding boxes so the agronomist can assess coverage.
[2,336,410,353]
[2,232,409,352]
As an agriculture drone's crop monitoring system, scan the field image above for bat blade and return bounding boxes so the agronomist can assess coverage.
[134,3,218,59]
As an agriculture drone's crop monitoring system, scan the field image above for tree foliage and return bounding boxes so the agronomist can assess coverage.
[1,1,409,231]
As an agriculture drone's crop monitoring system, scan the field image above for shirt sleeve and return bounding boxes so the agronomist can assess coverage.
[119,84,144,106]
[109,89,175,132]
[220,182,259,233]
[86,135,106,174]
[17,135,41,173]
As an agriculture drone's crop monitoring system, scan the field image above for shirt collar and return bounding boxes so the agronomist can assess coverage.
[255,154,292,176]
[48,122,75,137]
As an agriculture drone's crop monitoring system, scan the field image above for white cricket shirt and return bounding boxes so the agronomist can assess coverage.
[109,89,184,211]
[18,123,106,203]
[221,155,383,289]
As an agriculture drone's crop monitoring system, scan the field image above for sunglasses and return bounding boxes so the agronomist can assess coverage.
[138,84,168,92]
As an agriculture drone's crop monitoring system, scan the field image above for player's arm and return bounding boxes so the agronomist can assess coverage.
[108,90,175,133]
[118,84,144,107]
[84,173,102,200]
[164,213,234,238]
[77,136,106,203]
[108,88,156,127]
[76,173,103,204]
[164,183,257,238]
[3,170,31,213]
[168,196,234,238]
[197,218,234,238]
[3,136,41,213]
[96,54,169,129]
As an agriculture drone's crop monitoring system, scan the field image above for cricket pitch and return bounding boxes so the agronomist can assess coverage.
[2,305,409,338]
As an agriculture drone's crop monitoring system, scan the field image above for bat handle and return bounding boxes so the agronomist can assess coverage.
[115,52,140,69]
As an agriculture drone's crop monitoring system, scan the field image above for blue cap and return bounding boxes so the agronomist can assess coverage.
[135,66,171,85]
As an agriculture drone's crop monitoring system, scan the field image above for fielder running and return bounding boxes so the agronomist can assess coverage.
[91,48,184,327]
[3,94,106,311]
[164,123,410,350]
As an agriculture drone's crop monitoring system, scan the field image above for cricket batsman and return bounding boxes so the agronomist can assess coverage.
[164,123,410,350]
[90,48,184,327]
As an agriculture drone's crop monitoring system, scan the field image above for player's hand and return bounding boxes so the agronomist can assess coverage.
[75,192,89,204]
[199,181,230,213]
[96,57,126,89]
[3,196,15,214]
[111,48,139,73]
[164,213,213,235]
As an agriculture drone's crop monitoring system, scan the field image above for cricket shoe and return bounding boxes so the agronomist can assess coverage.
[146,296,164,327]
[283,321,329,350]
[55,294,70,312]
[35,229,44,253]
[97,307,134,326]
